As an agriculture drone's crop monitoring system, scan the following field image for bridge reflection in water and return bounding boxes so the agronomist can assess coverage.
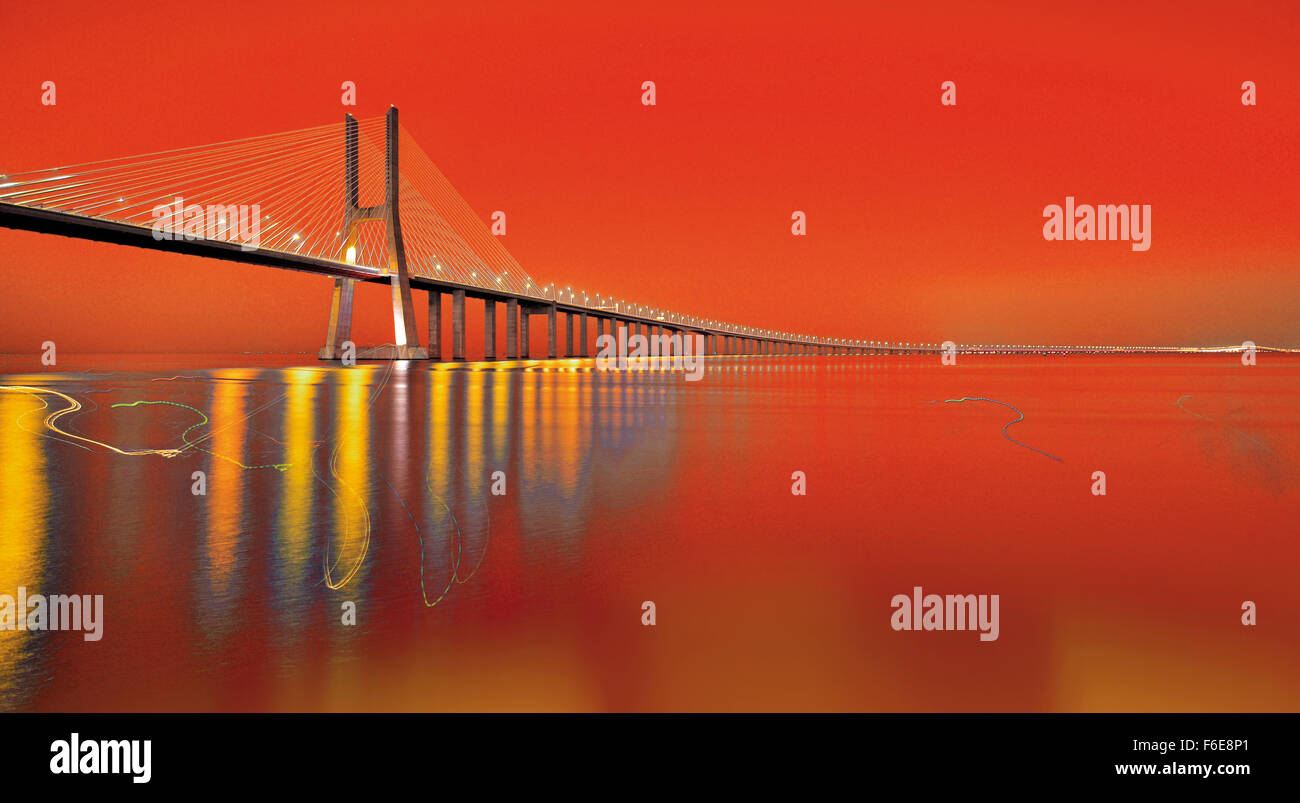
[0,356,700,709]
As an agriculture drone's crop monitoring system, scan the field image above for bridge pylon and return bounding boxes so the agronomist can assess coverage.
[319,106,428,360]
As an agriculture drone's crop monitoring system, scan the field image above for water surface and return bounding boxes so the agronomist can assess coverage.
[1,354,1296,711]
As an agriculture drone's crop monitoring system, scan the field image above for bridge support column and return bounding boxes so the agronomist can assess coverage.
[484,299,496,360]
[452,290,466,360]
[319,277,356,359]
[547,306,557,358]
[427,290,442,360]
[324,107,427,359]
[506,299,518,359]
[521,311,531,359]
[565,313,575,357]
[579,313,589,357]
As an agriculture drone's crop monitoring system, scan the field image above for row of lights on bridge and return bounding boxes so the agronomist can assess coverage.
[327,246,1156,352]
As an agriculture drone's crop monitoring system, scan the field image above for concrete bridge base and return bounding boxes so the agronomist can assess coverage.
[318,344,430,360]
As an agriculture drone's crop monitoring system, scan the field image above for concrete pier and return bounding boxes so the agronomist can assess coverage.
[547,306,557,358]
[452,289,466,360]
[427,290,442,360]
[506,299,518,359]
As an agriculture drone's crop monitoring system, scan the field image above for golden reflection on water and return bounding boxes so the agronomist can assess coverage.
[198,370,249,640]
[274,368,320,630]
[467,369,485,503]
[0,392,47,707]
[491,367,509,470]
[326,368,371,592]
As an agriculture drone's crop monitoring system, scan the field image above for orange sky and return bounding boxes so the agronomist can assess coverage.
[1,0,1298,353]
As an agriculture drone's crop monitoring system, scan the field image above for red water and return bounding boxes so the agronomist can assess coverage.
[0,354,1296,711]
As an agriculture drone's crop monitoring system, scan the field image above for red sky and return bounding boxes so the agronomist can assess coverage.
[2,0,1298,353]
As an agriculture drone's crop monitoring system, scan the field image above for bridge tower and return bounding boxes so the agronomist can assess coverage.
[319,106,428,359]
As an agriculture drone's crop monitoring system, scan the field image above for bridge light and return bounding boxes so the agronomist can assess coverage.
[345,246,357,264]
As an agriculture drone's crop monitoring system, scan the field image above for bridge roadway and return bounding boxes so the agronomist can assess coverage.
[5,200,1255,358]
[0,200,899,359]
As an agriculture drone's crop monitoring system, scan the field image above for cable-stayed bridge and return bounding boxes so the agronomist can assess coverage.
[0,108,1285,359]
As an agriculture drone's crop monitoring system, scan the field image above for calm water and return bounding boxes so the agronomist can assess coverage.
[0,354,1297,712]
